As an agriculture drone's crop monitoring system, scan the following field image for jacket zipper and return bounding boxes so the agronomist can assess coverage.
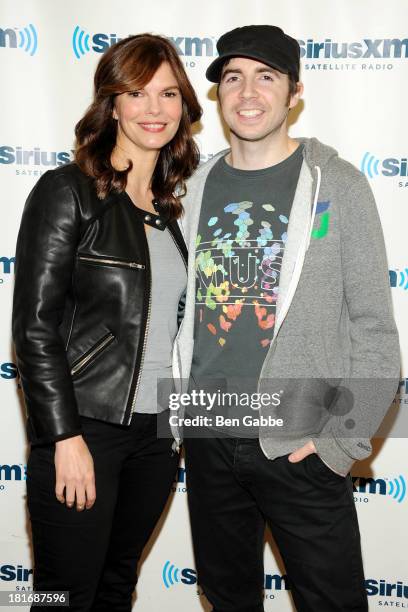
[78,255,145,269]
[65,303,77,351]
[71,332,115,376]
[128,233,152,421]
[129,273,151,420]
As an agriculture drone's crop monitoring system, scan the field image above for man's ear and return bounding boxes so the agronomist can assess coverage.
[289,82,304,109]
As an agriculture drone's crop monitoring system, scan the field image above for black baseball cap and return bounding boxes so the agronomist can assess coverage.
[206,25,300,83]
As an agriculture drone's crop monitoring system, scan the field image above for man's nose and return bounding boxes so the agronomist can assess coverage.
[239,78,258,100]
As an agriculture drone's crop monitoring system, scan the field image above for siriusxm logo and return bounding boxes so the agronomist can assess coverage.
[366,578,408,599]
[394,378,408,407]
[0,463,27,481]
[398,378,408,395]
[72,26,216,58]
[1,362,19,380]
[360,152,408,178]
[0,256,15,285]
[0,465,27,481]
[172,465,406,501]
[0,146,72,167]
[162,562,196,588]
[162,563,408,601]
[298,38,408,59]
[389,268,408,290]
[0,565,33,582]
[162,562,289,592]
[172,461,187,493]
[0,25,38,56]
[352,475,406,503]
[0,256,14,274]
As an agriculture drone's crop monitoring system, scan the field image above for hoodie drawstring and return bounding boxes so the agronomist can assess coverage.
[306,165,321,251]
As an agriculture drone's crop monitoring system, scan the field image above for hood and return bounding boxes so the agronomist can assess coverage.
[296,137,339,172]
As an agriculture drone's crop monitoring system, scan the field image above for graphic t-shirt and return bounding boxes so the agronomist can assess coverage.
[191,146,304,396]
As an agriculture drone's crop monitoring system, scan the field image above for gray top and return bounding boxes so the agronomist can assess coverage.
[133,226,186,413]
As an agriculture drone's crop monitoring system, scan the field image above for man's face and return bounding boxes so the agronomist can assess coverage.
[217,57,299,143]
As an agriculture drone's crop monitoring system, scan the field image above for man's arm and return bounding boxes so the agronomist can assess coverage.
[312,169,400,475]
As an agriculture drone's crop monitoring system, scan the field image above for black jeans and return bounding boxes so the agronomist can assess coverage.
[26,411,178,611]
[183,434,368,612]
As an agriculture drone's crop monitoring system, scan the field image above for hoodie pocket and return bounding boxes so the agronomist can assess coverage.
[261,333,340,437]
[269,332,319,377]
[307,337,345,381]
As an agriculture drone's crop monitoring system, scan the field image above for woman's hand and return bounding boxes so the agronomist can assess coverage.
[54,435,96,511]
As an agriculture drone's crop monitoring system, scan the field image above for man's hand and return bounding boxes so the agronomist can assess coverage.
[54,435,96,511]
[288,440,317,463]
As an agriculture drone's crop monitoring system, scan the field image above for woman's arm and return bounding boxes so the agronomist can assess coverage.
[13,168,96,510]
[13,169,82,444]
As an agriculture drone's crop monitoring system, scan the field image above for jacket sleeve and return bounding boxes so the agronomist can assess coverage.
[313,170,401,475]
[12,170,83,445]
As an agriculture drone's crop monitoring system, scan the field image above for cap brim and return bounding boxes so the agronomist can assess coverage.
[206,52,288,83]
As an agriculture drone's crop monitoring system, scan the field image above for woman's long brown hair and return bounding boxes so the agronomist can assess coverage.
[74,33,202,218]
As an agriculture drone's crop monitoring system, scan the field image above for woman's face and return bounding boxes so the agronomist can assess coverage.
[113,61,183,154]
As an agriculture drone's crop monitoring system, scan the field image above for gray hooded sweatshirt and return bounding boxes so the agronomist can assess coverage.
[171,137,400,476]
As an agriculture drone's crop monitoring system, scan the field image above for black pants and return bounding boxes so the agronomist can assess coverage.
[26,411,178,611]
[183,434,368,612]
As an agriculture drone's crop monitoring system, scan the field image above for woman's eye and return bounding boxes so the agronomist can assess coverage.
[129,91,142,97]
[164,91,178,97]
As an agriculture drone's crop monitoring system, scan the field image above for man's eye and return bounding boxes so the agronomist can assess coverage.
[225,75,239,83]
[261,74,274,81]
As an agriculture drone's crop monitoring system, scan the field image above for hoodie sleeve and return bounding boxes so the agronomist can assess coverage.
[313,170,400,475]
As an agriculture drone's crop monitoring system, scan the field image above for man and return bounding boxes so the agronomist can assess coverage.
[171,25,400,611]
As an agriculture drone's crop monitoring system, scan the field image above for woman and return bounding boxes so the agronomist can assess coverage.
[12,34,201,610]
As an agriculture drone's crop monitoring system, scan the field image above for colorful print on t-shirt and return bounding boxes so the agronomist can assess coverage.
[191,147,303,383]
[195,200,288,349]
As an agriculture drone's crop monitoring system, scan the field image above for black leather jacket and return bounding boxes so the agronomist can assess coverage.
[12,163,187,445]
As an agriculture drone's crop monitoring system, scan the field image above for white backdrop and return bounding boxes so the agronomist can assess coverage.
[1,1,407,610]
